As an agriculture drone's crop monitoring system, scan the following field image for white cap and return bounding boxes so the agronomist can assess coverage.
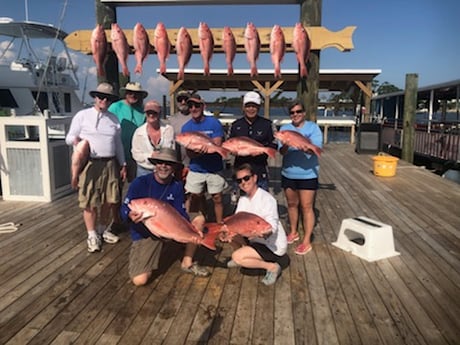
[243,91,261,105]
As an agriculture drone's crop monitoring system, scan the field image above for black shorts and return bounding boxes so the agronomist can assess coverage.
[250,242,285,264]
[281,176,319,191]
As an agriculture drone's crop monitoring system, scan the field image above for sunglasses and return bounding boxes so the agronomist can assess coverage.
[126,91,139,97]
[290,109,304,115]
[235,174,253,184]
[145,110,160,117]
[96,94,110,101]
[177,96,188,103]
[244,103,259,108]
[187,101,202,108]
[154,160,174,166]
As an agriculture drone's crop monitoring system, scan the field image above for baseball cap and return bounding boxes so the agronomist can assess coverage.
[243,91,261,105]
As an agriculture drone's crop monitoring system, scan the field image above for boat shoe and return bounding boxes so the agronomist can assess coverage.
[181,263,210,277]
[262,263,281,286]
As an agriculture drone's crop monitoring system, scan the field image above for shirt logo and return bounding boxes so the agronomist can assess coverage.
[166,193,175,201]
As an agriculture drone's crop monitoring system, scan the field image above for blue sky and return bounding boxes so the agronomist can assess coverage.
[2,0,459,102]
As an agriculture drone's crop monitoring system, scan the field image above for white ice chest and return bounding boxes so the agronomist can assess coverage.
[332,216,400,262]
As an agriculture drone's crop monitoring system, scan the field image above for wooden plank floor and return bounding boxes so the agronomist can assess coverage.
[0,143,459,345]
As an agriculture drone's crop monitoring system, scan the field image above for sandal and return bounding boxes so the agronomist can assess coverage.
[295,243,312,255]
[181,263,210,277]
[287,232,300,244]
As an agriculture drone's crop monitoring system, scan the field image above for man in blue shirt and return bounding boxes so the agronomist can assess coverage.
[120,147,210,286]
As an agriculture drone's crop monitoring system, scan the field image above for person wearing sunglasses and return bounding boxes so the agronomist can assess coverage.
[121,147,211,285]
[168,90,192,165]
[228,91,277,192]
[223,163,288,286]
[65,82,127,253]
[180,93,227,224]
[278,100,323,255]
[131,100,175,177]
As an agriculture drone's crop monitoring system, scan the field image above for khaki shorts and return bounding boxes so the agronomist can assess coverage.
[128,237,163,279]
[184,170,228,195]
[78,159,121,209]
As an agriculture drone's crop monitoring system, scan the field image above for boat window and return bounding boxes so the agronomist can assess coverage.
[31,91,48,112]
[64,93,71,112]
[0,89,19,108]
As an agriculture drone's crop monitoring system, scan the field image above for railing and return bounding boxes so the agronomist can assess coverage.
[382,122,460,162]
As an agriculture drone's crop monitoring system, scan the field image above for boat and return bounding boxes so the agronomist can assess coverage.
[0,18,83,201]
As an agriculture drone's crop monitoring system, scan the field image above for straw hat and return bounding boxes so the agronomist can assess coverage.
[89,82,119,102]
[120,82,148,99]
[148,147,182,166]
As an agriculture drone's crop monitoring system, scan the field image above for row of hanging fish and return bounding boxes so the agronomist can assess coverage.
[90,22,311,80]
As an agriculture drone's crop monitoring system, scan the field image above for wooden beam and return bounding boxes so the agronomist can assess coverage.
[64,25,355,55]
[354,80,372,98]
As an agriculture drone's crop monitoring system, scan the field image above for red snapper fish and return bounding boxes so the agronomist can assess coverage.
[205,212,273,242]
[244,22,260,77]
[270,25,286,79]
[175,27,193,80]
[71,139,89,189]
[110,23,130,77]
[133,22,150,75]
[292,23,311,78]
[154,22,171,74]
[222,26,236,76]
[128,198,218,250]
[175,131,229,159]
[222,137,277,158]
[275,130,322,157]
[90,24,107,77]
[198,22,214,76]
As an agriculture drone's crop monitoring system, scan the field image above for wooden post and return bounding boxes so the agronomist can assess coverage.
[95,0,120,94]
[402,73,418,163]
[298,0,321,123]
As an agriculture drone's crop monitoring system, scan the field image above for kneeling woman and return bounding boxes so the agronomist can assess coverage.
[226,163,288,285]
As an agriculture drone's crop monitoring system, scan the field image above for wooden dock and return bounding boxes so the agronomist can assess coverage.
[0,143,459,345]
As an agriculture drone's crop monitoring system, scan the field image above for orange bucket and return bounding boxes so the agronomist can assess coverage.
[372,153,399,177]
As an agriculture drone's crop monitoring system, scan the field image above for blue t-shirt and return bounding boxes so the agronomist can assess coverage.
[278,121,323,180]
[181,116,224,173]
[120,174,188,241]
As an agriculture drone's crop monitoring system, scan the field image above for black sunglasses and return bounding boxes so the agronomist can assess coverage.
[187,101,202,108]
[145,110,160,116]
[236,174,253,184]
[290,109,304,115]
[177,96,188,103]
[96,94,110,101]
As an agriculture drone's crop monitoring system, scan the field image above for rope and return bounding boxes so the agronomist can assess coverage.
[0,222,21,233]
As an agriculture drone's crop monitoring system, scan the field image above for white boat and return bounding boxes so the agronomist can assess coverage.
[0,18,83,201]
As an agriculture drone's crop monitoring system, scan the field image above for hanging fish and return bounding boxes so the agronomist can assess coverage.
[175,27,192,80]
[244,22,260,77]
[90,24,107,77]
[153,22,171,74]
[292,23,311,78]
[222,26,236,76]
[270,24,286,79]
[110,23,130,77]
[198,22,214,76]
[133,23,150,75]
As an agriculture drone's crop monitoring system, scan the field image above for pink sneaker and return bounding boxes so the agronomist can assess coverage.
[287,232,300,244]
[295,243,312,255]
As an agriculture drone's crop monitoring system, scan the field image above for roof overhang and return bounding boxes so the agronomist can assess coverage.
[101,0,299,6]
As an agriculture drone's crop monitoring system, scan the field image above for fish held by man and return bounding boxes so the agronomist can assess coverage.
[222,26,236,76]
[275,130,322,157]
[205,212,273,242]
[244,22,260,77]
[133,22,150,75]
[270,24,286,79]
[198,22,214,76]
[292,23,311,78]
[110,23,130,77]
[90,24,107,77]
[175,131,230,159]
[128,198,218,250]
[175,26,193,80]
[71,139,89,190]
[153,22,171,74]
[222,137,277,158]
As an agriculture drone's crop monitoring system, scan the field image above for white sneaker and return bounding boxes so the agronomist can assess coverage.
[87,236,101,253]
[102,230,119,244]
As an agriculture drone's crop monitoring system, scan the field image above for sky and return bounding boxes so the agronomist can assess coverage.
[1,0,459,103]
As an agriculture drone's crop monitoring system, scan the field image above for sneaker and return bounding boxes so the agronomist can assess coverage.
[287,232,300,244]
[262,263,281,286]
[181,263,210,277]
[87,236,101,253]
[227,259,240,268]
[294,243,312,255]
[102,229,119,244]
